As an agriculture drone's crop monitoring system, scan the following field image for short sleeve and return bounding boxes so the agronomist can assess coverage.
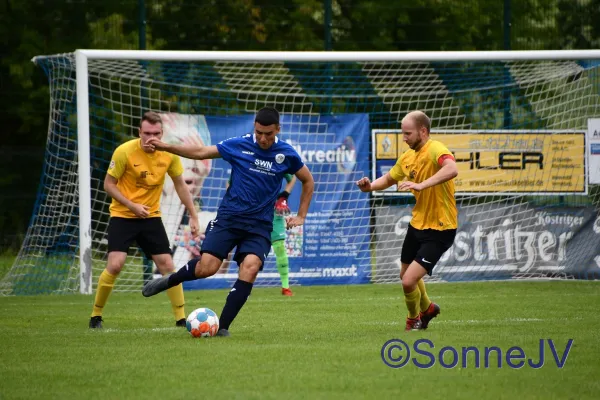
[167,154,184,178]
[388,155,405,181]
[286,152,304,175]
[107,146,127,179]
[216,136,240,163]
[430,142,453,166]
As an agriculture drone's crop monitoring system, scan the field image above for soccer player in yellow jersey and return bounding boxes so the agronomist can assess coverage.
[89,112,200,329]
[357,111,458,331]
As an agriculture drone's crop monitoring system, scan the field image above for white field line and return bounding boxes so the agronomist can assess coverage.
[361,316,585,326]
[91,316,587,333]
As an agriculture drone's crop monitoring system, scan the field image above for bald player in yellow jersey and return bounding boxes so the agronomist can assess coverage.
[89,112,200,329]
[357,111,458,331]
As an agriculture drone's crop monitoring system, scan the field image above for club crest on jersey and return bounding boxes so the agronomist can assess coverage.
[275,154,285,164]
[409,170,416,180]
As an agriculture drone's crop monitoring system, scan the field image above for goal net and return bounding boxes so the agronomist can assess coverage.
[2,50,600,295]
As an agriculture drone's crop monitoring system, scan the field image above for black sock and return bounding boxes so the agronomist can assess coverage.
[219,279,253,330]
[167,258,200,287]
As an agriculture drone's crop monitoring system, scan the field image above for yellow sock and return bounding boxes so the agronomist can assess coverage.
[404,287,421,319]
[166,284,186,321]
[91,269,117,317]
[418,279,431,312]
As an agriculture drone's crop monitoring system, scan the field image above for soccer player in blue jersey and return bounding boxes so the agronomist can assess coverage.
[141,107,314,336]
[228,173,298,296]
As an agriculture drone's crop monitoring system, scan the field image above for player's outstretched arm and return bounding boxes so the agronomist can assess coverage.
[144,137,221,160]
[286,166,314,229]
[356,173,397,192]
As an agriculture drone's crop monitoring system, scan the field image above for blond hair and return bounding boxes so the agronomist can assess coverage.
[404,110,431,133]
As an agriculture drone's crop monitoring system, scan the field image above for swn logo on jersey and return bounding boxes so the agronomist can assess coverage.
[255,159,273,170]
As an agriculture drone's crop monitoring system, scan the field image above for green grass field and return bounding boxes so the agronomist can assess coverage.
[1,281,599,400]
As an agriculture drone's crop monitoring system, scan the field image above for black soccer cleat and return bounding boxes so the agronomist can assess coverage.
[216,328,231,337]
[89,316,103,329]
[175,318,187,327]
[419,302,440,330]
[142,275,170,297]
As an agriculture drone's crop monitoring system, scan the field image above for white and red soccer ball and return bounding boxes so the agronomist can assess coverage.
[186,307,219,338]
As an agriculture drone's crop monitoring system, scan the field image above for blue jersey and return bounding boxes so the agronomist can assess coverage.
[216,134,304,226]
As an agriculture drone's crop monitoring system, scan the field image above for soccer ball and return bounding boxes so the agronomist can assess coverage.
[186,307,219,338]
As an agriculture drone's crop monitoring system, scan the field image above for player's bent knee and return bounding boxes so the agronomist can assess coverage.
[402,279,418,291]
[106,264,123,275]
[106,252,127,274]
[401,272,420,288]
[152,253,175,271]
[239,267,260,283]
[196,256,221,278]
[239,255,262,280]
[242,264,261,276]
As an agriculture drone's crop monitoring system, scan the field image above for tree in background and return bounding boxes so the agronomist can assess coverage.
[0,0,596,249]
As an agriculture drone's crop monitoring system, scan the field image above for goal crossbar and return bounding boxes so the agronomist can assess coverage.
[24,49,600,294]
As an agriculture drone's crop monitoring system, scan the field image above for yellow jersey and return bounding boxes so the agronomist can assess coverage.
[389,139,457,230]
[107,139,183,218]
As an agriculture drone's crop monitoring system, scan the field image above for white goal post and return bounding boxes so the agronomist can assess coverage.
[3,49,600,296]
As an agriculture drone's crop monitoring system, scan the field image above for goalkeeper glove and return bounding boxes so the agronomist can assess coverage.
[274,191,291,216]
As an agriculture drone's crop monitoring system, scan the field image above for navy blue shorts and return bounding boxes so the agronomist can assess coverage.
[200,217,272,269]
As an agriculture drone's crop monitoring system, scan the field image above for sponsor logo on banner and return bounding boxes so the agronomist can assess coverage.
[287,136,357,173]
[374,205,600,281]
[372,130,586,195]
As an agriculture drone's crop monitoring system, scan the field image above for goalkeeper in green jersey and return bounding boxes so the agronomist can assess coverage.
[272,173,296,296]
[227,173,296,295]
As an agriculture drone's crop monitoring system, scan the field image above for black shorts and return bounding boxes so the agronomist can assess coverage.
[400,224,456,275]
[107,217,171,259]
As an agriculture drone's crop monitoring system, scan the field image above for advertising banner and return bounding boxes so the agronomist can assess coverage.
[158,113,372,289]
[373,130,586,195]
[374,204,600,281]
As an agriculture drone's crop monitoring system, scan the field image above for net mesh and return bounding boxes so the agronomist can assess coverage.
[1,53,599,295]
